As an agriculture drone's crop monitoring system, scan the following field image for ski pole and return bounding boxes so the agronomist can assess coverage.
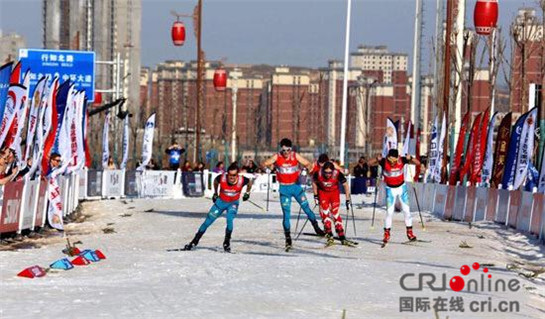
[248,199,265,211]
[350,203,357,236]
[295,203,317,241]
[266,170,271,211]
[412,185,426,231]
[371,178,378,230]
[294,183,307,233]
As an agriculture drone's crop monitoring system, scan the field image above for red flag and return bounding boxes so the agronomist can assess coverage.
[491,113,512,187]
[414,128,421,182]
[41,84,59,176]
[9,61,21,84]
[459,113,483,184]
[449,112,470,185]
[471,108,490,184]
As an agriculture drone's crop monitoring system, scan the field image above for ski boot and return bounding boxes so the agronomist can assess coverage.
[406,226,417,242]
[284,231,293,252]
[339,235,356,247]
[383,228,391,244]
[223,230,232,253]
[311,220,326,237]
[183,231,204,251]
[325,233,335,247]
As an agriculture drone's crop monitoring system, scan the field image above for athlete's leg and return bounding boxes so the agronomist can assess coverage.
[198,200,227,233]
[279,185,293,232]
[330,199,345,237]
[384,186,395,229]
[293,184,317,222]
[318,192,333,234]
[225,201,240,232]
[399,184,413,227]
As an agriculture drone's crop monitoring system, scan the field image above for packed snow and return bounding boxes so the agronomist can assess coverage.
[1,193,544,318]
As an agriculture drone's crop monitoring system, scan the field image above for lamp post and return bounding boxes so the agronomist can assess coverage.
[230,69,241,163]
[171,0,204,163]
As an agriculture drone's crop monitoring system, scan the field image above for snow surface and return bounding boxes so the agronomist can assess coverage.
[1,193,544,319]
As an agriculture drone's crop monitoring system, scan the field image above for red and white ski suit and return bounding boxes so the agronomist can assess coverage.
[313,169,347,236]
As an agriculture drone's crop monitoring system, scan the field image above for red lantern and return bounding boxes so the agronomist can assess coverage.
[474,0,498,35]
[213,68,227,92]
[171,21,186,46]
[94,92,102,105]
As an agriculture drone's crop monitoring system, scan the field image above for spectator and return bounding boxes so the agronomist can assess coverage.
[106,156,117,170]
[369,163,379,188]
[0,149,18,185]
[242,159,257,174]
[48,152,62,175]
[352,157,369,195]
[165,141,185,170]
[212,161,225,174]
[15,157,32,180]
[194,161,206,172]
[182,160,193,172]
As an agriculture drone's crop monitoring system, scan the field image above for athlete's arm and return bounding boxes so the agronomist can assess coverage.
[261,154,278,169]
[405,155,421,166]
[339,173,351,201]
[213,175,221,196]
[295,153,313,171]
[244,177,253,193]
[312,173,319,205]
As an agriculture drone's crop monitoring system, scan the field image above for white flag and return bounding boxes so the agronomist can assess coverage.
[514,108,537,189]
[481,112,499,185]
[102,113,110,169]
[75,93,86,170]
[137,113,156,171]
[57,86,76,173]
[24,77,47,163]
[401,121,411,156]
[121,116,129,169]
[426,116,439,183]
[11,72,31,166]
[47,172,64,231]
[382,118,398,157]
[430,114,446,183]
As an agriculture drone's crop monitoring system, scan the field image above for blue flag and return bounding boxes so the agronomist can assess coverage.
[52,81,71,154]
[0,62,13,123]
[501,109,533,189]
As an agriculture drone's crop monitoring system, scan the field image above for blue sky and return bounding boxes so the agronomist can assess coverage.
[0,0,537,72]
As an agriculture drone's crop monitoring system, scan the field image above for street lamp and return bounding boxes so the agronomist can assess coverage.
[171,1,204,163]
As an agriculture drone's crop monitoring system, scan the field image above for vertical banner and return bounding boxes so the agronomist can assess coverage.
[137,113,156,171]
[482,112,499,185]
[24,77,47,163]
[472,108,490,184]
[427,115,439,183]
[47,173,64,231]
[460,113,482,184]
[9,72,31,165]
[102,113,110,169]
[383,118,398,157]
[401,120,411,156]
[433,114,447,183]
[0,62,13,122]
[414,128,421,182]
[121,116,129,169]
[40,78,59,176]
[502,108,536,189]
[492,113,512,187]
[513,107,537,189]
[449,112,469,185]
[0,84,27,147]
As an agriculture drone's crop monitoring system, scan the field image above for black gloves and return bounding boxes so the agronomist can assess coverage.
[346,199,351,210]
[243,193,250,201]
[314,194,319,206]
[212,194,218,203]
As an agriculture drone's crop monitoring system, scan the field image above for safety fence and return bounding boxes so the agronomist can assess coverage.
[376,182,545,243]
[0,173,80,236]
[2,169,543,244]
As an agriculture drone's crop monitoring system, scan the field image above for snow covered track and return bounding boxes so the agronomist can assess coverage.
[1,194,544,318]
